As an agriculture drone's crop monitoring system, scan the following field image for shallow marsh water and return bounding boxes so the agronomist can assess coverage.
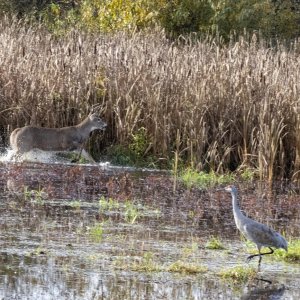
[0,161,299,299]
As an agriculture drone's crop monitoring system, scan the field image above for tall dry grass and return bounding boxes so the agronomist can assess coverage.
[0,17,299,180]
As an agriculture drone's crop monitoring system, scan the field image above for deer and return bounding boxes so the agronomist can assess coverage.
[9,113,107,163]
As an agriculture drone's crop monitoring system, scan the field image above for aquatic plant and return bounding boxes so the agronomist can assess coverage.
[115,252,162,272]
[88,223,104,242]
[181,242,199,258]
[205,236,226,250]
[23,186,46,204]
[219,265,257,284]
[167,260,207,275]
[124,200,140,224]
[99,196,120,211]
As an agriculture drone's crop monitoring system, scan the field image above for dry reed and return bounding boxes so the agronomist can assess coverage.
[0,17,299,180]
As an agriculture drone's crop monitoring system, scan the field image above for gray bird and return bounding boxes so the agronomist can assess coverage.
[225,185,288,266]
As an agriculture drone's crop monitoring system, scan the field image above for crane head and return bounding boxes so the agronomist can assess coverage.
[224,185,238,193]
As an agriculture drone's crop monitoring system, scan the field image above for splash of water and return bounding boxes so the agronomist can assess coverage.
[0,147,112,166]
[0,148,61,163]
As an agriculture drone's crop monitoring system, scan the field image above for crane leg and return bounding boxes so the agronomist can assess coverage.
[246,247,274,264]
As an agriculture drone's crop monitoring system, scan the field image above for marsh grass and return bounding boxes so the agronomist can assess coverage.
[219,265,257,284]
[99,196,120,211]
[167,260,207,275]
[115,252,207,274]
[23,186,46,204]
[205,236,226,250]
[180,169,234,189]
[0,17,299,180]
[88,223,104,242]
[114,252,162,272]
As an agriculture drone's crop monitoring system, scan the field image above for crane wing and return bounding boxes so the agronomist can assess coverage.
[243,221,281,248]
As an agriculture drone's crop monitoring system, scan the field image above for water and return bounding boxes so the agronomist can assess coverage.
[0,156,299,299]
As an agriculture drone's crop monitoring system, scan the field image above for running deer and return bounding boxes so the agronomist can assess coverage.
[10,113,107,162]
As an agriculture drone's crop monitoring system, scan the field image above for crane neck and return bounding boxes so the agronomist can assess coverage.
[231,191,245,221]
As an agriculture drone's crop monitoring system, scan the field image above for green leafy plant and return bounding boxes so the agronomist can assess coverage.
[205,236,226,250]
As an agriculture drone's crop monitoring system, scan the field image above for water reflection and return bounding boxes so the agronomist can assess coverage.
[241,283,285,300]
[0,162,299,299]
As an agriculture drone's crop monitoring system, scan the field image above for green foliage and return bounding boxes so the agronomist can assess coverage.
[239,167,256,182]
[273,239,300,263]
[105,128,157,167]
[180,169,235,189]
[157,0,214,36]
[125,200,140,224]
[99,196,120,211]
[88,223,104,242]
[129,127,148,158]
[69,200,81,209]
[78,0,155,32]
[115,252,162,272]
[1,0,300,41]
[167,260,207,274]
[211,0,300,41]
[219,265,257,284]
[205,236,226,250]
[23,186,46,204]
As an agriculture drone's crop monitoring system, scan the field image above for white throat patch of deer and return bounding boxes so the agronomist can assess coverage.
[10,113,107,162]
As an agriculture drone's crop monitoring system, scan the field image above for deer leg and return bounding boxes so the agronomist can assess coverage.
[71,148,83,163]
[80,149,95,163]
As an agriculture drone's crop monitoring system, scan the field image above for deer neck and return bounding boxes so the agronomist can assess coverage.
[76,117,94,136]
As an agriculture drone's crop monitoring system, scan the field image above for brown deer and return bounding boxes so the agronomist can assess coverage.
[10,113,107,162]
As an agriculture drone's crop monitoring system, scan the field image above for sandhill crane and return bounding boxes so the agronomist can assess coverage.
[225,185,288,267]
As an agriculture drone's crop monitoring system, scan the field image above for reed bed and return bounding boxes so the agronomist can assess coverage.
[0,17,299,180]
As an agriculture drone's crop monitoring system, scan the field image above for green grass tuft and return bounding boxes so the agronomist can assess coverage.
[167,260,207,274]
[180,169,234,189]
[219,265,257,284]
[205,236,226,250]
[274,239,300,263]
[88,223,104,242]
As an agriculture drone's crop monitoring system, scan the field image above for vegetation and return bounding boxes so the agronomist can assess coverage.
[88,223,104,242]
[114,252,162,272]
[167,260,207,274]
[0,12,299,180]
[1,0,300,41]
[219,265,257,284]
[180,169,234,189]
[273,239,300,263]
[205,236,226,250]
[115,252,207,274]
